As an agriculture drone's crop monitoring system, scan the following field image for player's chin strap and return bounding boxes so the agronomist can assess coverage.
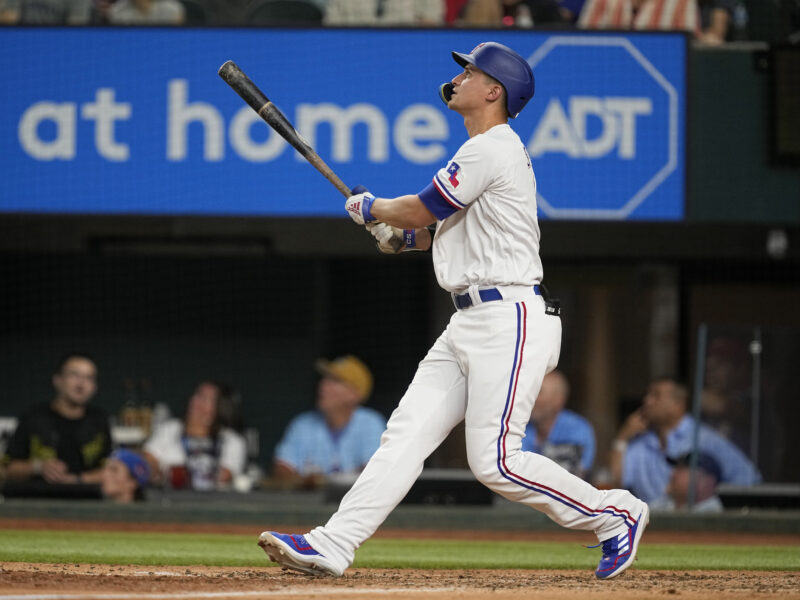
[439,83,454,106]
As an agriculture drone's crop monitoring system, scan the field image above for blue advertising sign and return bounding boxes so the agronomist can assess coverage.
[0,29,685,220]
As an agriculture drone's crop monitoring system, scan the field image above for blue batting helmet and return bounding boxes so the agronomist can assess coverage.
[451,42,535,119]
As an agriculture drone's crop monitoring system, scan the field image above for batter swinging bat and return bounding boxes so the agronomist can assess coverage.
[218,61,403,252]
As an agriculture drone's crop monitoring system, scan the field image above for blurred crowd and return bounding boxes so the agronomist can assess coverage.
[0,0,795,45]
[0,350,762,512]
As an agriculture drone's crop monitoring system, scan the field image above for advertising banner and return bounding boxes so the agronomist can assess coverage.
[0,28,686,220]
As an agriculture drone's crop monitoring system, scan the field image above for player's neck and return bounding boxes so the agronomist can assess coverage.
[463,114,507,138]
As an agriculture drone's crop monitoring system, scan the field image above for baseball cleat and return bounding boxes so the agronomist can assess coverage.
[594,503,650,580]
[258,531,342,577]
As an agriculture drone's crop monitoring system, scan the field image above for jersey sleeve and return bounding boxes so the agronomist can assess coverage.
[418,136,495,220]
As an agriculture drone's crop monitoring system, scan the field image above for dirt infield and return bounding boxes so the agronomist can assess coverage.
[2,562,799,600]
[1,519,799,599]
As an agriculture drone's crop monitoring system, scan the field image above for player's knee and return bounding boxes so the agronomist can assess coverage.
[466,443,504,488]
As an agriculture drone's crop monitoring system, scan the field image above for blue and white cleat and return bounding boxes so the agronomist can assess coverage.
[595,503,650,580]
[258,531,343,577]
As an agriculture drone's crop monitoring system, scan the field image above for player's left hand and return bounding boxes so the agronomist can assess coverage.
[345,191,377,224]
[367,222,404,254]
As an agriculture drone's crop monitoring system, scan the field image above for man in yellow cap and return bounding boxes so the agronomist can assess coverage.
[271,355,386,490]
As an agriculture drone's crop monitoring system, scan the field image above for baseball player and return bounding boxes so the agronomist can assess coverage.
[258,41,649,580]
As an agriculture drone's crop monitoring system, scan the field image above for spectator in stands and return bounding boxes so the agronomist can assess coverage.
[522,370,596,479]
[652,451,724,512]
[143,381,246,491]
[459,0,582,26]
[698,0,737,44]
[2,353,111,486]
[100,448,151,503]
[271,355,386,490]
[323,0,442,25]
[577,0,634,29]
[107,0,184,23]
[578,0,696,33]
[0,0,91,23]
[608,376,760,505]
[578,0,737,41]
[700,336,752,452]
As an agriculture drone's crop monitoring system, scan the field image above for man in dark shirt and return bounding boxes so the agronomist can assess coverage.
[3,353,111,485]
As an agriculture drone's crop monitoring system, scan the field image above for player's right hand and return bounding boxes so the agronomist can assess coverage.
[367,222,404,254]
[345,192,376,224]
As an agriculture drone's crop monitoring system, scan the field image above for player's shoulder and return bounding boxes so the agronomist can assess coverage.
[465,124,524,160]
[455,126,512,166]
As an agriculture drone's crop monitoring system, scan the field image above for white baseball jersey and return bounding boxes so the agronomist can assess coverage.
[417,123,543,294]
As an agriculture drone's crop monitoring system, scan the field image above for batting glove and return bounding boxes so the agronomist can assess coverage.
[367,222,403,254]
[345,192,376,224]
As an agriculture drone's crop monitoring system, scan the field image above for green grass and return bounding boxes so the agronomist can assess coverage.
[1,529,798,571]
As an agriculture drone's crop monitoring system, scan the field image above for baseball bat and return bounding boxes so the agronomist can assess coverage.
[218,61,402,252]
[218,60,351,197]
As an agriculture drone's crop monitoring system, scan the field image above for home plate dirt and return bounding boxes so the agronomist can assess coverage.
[1,563,799,600]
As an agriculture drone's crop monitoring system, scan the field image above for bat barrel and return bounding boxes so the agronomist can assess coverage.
[218,60,357,201]
[218,60,270,114]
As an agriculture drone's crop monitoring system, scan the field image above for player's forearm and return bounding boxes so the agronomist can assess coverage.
[371,195,437,229]
[408,226,432,251]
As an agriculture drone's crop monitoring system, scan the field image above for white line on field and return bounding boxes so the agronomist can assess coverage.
[0,588,460,600]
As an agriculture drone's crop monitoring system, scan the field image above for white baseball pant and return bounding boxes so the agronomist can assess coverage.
[307,291,645,572]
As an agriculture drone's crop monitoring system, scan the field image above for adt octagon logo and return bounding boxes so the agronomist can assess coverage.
[523,35,685,220]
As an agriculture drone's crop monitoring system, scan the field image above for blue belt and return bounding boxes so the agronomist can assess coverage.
[453,285,541,310]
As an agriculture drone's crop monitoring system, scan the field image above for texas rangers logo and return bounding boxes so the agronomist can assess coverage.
[446,162,461,187]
